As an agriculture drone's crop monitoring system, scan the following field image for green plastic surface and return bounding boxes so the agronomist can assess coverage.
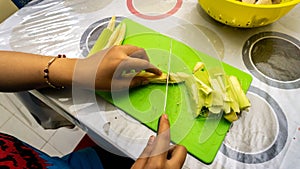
[95,18,253,164]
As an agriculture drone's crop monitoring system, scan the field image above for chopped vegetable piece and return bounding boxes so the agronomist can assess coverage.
[88,16,127,57]
[223,111,239,122]
[107,16,116,31]
[113,23,126,46]
[176,72,203,117]
[228,76,251,110]
[186,62,251,122]
[193,75,212,95]
[193,62,205,73]
[88,28,113,56]
[104,22,125,49]
[122,71,184,84]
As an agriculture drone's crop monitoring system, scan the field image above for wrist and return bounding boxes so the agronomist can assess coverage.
[46,56,76,89]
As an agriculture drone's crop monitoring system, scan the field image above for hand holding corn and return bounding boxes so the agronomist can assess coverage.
[75,45,162,91]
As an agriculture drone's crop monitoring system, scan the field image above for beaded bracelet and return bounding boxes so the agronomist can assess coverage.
[43,54,66,89]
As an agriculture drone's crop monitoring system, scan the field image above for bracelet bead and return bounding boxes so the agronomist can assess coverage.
[43,54,66,89]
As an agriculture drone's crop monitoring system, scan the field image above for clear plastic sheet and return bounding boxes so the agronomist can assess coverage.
[8,0,82,57]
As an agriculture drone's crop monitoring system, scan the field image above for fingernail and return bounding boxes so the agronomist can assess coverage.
[148,135,155,145]
[163,113,168,120]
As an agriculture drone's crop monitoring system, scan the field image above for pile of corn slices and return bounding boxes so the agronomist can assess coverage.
[175,62,251,122]
[88,16,126,57]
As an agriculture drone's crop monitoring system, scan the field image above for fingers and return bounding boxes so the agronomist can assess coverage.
[129,76,149,88]
[168,145,187,167]
[95,45,162,90]
[157,114,170,135]
[131,136,155,169]
[140,135,156,158]
[117,45,162,75]
[116,45,148,60]
[129,47,150,62]
[145,66,162,76]
[118,57,162,76]
[132,114,187,169]
[109,76,149,91]
[148,114,170,165]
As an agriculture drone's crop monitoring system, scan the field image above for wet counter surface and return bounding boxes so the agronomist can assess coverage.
[0,0,299,168]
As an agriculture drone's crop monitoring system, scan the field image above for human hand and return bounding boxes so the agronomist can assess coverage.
[74,45,162,91]
[131,114,187,169]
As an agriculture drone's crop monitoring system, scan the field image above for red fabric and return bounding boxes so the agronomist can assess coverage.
[73,135,98,152]
[0,133,50,169]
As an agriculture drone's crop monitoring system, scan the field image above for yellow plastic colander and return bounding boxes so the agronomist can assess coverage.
[198,0,300,28]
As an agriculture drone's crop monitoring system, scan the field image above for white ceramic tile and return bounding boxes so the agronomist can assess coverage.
[48,127,86,155]
[0,105,13,127]
[6,93,24,109]
[41,143,64,157]
[13,105,39,127]
[30,125,57,142]
[0,93,22,115]
[0,116,46,149]
[14,105,57,141]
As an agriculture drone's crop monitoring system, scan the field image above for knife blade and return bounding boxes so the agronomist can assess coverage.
[163,39,173,113]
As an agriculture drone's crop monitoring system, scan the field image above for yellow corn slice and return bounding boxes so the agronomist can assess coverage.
[104,22,122,49]
[88,29,113,57]
[87,16,116,57]
[113,23,126,46]
[122,71,184,84]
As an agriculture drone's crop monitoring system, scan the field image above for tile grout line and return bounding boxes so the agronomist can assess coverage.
[40,138,65,157]
[1,93,84,156]
[45,140,67,156]
[12,108,57,140]
[0,99,18,115]
[1,93,66,156]
[0,115,13,130]
[0,102,14,129]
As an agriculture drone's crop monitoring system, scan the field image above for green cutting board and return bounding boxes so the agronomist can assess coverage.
[95,18,252,164]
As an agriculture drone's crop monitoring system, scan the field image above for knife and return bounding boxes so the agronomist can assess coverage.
[163,39,173,113]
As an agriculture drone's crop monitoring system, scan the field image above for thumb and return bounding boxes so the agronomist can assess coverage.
[131,136,155,169]
[129,76,149,88]
[110,77,149,91]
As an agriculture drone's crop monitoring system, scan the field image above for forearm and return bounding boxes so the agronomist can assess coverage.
[0,51,76,92]
[0,46,162,92]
